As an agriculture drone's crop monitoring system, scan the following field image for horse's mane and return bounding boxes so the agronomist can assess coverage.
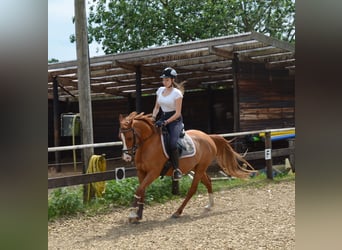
[134,112,153,122]
[122,111,155,129]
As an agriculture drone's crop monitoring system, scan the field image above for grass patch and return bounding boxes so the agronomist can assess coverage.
[48,171,295,221]
[48,187,84,220]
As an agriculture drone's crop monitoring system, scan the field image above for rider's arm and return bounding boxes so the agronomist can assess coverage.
[152,101,160,122]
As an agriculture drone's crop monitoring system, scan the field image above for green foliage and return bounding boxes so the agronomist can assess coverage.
[84,0,295,54]
[48,187,83,220]
[145,177,174,203]
[103,178,139,206]
[48,58,59,63]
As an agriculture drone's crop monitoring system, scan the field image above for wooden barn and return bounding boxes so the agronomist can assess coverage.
[48,31,295,165]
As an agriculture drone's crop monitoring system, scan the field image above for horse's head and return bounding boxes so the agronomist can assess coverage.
[119,112,155,162]
[119,112,137,162]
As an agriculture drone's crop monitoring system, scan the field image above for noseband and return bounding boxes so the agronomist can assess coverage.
[120,127,138,156]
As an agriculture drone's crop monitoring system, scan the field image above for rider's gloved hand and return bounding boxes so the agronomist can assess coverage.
[155,119,166,127]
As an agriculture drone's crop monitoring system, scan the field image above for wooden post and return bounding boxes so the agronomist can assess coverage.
[135,66,142,113]
[74,0,94,202]
[264,131,273,179]
[207,85,213,133]
[288,139,295,172]
[232,53,240,151]
[232,53,240,132]
[52,77,61,172]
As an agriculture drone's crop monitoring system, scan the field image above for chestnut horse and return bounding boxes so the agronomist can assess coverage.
[119,111,254,223]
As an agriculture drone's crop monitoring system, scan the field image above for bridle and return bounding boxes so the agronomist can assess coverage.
[119,119,156,157]
[119,127,138,157]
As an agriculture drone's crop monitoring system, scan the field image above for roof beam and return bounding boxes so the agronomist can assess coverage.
[237,47,287,62]
[266,59,295,69]
[250,31,294,52]
[180,61,232,71]
[48,32,253,70]
[209,46,234,59]
[122,48,210,65]
[251,52,295,63]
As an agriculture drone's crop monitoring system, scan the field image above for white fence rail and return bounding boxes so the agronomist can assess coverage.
[48,127,295,189]
[48,127,295,152]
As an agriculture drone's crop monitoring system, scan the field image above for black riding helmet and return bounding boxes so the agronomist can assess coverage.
[160,67,177,78]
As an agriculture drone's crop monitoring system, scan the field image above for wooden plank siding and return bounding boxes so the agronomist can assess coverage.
[238,65,295,131]
[91,99,130,157]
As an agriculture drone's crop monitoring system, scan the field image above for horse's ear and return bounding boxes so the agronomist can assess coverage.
[135,112,145,119]
[127,111,137,120]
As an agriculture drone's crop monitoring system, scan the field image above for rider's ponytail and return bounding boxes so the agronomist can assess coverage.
[172,80,185,95]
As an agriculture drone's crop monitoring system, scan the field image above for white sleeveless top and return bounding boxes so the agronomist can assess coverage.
[156,87,183,112]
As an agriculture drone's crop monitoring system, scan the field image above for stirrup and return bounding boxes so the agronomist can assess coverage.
[173,169,182,181]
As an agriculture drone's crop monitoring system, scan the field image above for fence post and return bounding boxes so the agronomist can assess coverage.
[288,139,295,172]
[264,131,273,180]
[75,0,94,203]
[52,76,61,172]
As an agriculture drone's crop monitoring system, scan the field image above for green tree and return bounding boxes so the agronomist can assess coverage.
[48,58,59,63]
[83,0,294,54]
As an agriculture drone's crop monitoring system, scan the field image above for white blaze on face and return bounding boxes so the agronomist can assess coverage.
[121,133,132,162]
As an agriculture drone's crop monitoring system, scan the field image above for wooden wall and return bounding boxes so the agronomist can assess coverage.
[238,63,295,131]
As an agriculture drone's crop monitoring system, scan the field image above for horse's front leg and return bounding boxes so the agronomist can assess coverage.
[128,170,157,223]
[129,193,145,223]
[128,170,146,223]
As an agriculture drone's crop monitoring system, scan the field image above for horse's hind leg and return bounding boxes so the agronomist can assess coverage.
[200,173,214,210]
[172,170,204,218]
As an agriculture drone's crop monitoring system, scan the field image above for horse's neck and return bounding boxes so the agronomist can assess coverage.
[134,122,164,165]
[133,119,158,142]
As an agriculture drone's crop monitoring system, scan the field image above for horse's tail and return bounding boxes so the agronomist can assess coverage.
[209,134,256,179]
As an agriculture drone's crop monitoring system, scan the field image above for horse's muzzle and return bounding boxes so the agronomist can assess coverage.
[122,152,132,162]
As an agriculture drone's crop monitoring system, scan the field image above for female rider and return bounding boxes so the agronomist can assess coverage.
[152,67,184,181]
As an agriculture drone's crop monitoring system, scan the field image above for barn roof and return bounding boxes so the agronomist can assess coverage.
[48,31,295,101]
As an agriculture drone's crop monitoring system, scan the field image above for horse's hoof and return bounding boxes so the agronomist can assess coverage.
[128,217,140,224]
[204,205,212,211]
[171,213,180,219]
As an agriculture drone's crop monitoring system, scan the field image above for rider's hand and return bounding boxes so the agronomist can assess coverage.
[155,119,166,127]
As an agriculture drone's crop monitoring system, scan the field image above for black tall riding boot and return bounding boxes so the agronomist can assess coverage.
[170,149,182,181]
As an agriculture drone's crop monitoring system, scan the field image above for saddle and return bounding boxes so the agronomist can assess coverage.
[159,126,196,178]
